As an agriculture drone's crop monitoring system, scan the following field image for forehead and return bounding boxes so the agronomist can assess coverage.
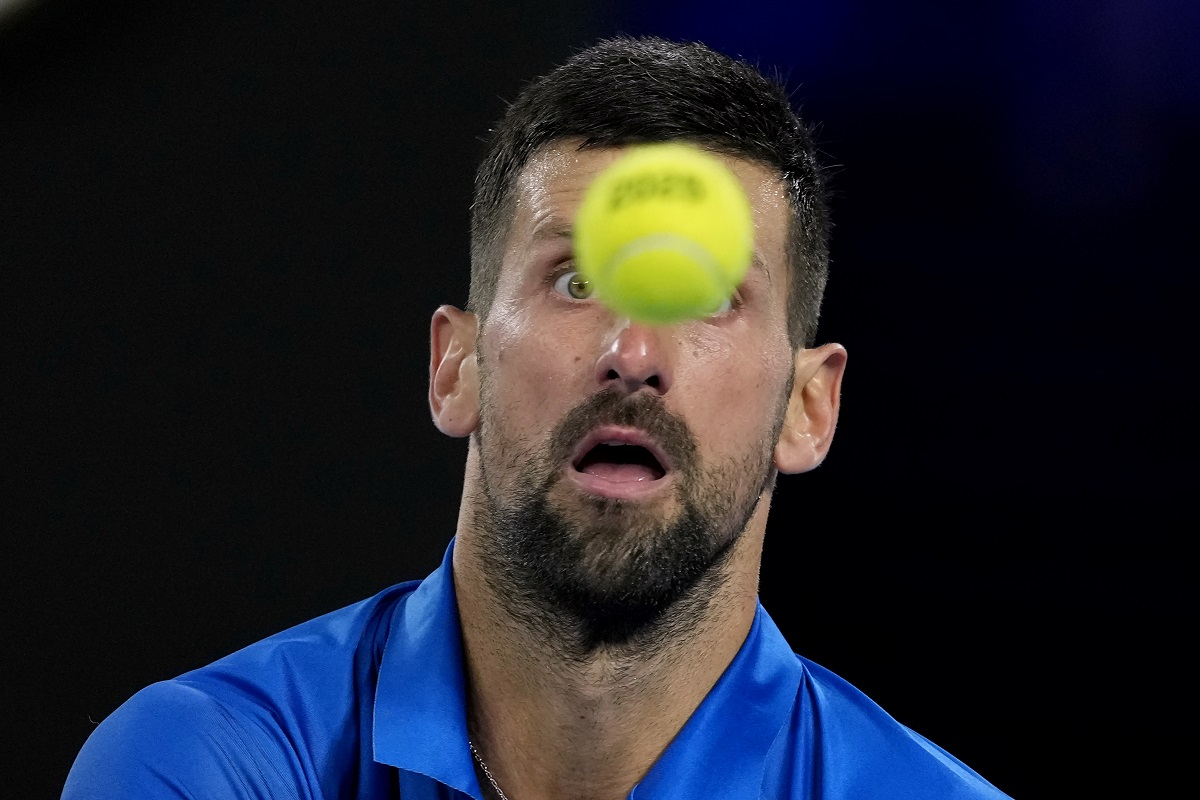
[502,139,790,281]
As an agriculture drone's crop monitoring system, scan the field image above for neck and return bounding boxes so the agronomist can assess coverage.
[452,463,767,800]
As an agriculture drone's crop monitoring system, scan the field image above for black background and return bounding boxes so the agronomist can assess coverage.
[4,1,1195,797]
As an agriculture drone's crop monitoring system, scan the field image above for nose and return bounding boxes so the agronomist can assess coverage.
[594,319,673,396]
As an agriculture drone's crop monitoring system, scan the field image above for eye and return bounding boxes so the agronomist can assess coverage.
[708,287,746,317]
[709,295,733,316]
[552,270,595,300]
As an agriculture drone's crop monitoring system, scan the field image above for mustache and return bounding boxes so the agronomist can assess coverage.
[546,388,699,477]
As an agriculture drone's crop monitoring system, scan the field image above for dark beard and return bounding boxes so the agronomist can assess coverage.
[473,388,775,659]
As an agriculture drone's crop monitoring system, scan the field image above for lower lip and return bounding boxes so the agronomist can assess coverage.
[566,468,673,500]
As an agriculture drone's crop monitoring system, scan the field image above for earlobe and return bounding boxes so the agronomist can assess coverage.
[773,343,848,474]
[429,305,480,437]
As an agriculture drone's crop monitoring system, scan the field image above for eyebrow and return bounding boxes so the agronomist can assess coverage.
[748,253,771,283]
[530,222,574,243]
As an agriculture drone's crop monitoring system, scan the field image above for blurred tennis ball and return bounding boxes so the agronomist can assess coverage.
[573,143,754,325]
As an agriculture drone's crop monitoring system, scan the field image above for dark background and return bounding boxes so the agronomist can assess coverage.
[4,1,1195,797]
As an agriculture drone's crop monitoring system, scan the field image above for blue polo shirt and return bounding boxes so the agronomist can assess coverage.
[63,541,1010,799]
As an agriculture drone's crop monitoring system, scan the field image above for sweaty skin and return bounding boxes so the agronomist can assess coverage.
[428,140,846,800]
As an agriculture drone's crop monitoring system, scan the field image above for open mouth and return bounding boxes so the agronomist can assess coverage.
[571,428,670,485]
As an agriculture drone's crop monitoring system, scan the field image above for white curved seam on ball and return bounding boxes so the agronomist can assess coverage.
[602,233,729,300]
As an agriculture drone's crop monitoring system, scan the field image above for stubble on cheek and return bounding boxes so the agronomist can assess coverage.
[474,304,584,488]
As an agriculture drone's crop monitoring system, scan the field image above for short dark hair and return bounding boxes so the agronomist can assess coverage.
[470,35,830,349]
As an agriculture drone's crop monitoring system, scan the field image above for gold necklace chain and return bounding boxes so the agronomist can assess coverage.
[469,741,512,800]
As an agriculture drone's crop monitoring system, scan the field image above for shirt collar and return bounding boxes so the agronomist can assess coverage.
[373,539,482,796]
[373,539,804,798]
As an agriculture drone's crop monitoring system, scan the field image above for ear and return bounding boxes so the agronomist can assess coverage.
[774,343,848,474]
[429,305,480,437]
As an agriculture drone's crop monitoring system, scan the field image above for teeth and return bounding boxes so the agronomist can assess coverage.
[603,440,630,446]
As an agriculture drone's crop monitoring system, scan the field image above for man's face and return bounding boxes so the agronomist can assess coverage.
[471,141,799,648]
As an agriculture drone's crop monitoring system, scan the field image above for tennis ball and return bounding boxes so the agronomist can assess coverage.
[573,143,754,325]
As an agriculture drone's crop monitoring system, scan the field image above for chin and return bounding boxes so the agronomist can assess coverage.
[508,486,736,645]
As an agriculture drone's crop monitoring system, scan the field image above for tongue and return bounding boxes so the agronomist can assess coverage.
[581,462,661,482]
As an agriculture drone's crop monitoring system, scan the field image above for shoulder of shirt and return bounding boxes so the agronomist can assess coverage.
[190,578,421,688]
[63,678,293,798]
[761,652,1012,800]
[62,579,422,800]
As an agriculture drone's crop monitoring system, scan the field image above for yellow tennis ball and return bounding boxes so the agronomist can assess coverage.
[573,143,754,325]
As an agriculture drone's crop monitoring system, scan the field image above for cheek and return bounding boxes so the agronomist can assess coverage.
[482,303,584,425]
[677,326,792,459]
